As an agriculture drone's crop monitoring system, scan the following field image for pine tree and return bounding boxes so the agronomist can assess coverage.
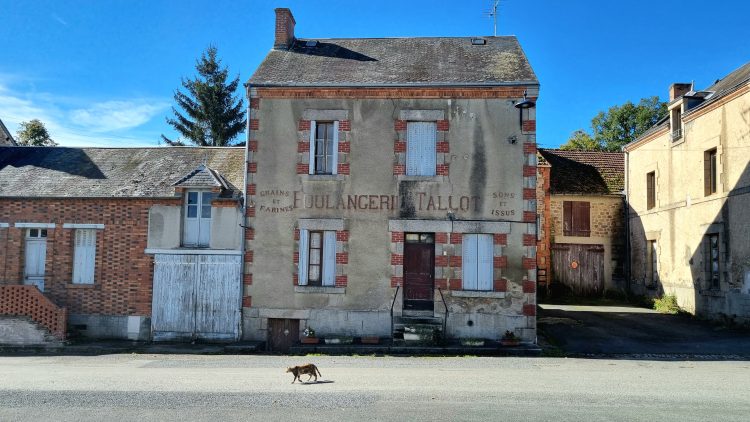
[162,46,246,146]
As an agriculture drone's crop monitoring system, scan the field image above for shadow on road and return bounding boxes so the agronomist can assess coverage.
[538,303,750,361]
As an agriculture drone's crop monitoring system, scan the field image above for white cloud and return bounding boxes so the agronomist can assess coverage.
[0,76,167,147]
[69,100,169,132]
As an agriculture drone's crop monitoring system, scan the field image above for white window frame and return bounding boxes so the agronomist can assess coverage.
[406,121,437,176]
[298,229,336,287]
[309,120,339,175]
[183,190,214,247]
[73,229,97,285]
[462,234,493,291]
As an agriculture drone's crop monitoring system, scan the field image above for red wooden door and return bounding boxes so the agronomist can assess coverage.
[403,233,434,311]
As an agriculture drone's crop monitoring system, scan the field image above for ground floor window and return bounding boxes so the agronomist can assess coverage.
[462,234,493,291]
[298,229,336,286]
[73,229,96,284]
[646,239,658,287]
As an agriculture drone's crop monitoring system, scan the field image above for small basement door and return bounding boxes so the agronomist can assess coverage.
[151,254,242,341]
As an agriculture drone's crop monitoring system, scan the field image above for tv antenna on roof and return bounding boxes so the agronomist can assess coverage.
[484,0,501,36]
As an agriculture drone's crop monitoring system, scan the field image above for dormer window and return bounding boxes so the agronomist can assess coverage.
[183,190,213,247]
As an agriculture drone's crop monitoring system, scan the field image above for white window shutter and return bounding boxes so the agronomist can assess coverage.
[308,121,316,175]
[462,234,478,290]
[298,229,309,285]
[477,235,493,291]
[407,122,436,176]
[73,229,96,284]
[332,121,339,175]
[322,231,336,286]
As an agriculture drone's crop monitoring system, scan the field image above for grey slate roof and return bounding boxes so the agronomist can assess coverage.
[538,149,624,195]
[0,147,245,198]
[0,119,15,146]
[249,37,538,87]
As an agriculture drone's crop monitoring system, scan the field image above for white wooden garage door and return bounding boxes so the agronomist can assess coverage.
[151,254,242,342]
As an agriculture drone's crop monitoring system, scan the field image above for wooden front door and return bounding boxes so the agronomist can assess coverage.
[551,243,604,297]
[403,233,435,311]
[24,228,48,292]
[268,318,300,353]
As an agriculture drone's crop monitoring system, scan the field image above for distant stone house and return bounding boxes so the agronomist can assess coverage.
[0,147,245,342]
[0,118,16,146]
[624,62,750,323]
[536,149,625,297]
[242,8,540,351]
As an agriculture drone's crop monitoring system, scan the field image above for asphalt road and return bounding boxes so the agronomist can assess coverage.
[539,304,750,356]
[1,354,749,421]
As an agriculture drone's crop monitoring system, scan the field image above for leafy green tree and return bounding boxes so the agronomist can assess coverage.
[16,119,57,146]
[561,97,667,151]
[161,46,245,146]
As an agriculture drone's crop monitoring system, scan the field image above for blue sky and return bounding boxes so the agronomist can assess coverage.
[1,0,748,148]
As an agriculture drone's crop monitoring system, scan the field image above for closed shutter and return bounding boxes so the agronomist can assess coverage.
[322,231,336,286]
[573,201,590,237]
[308,121,317,175]
[298,229,309,285]
[198,192,213,247]
[462,234,478,290]
[73,229,96,284]
[477,234,493,291]
[406,122,436,176]
[646,172,655,209]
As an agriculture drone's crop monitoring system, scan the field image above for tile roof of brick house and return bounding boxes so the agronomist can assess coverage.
[0,146,245,198]
[249,36,538,87]
[537,149,624,195]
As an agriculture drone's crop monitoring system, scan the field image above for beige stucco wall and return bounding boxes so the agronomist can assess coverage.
[549,194,624,291]
[244,95,538,342]
[147,204,242,250]
[627,86,750,323]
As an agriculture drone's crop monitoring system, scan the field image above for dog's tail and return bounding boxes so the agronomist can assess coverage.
[314,364,322,377]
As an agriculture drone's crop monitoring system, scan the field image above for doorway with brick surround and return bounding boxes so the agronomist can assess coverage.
[403,233,435,312]
[24,228,48,292]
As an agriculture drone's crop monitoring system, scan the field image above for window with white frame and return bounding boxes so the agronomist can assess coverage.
[462,234,493,291]
[183,190,214,247]
[309,121,338,175]
[298,229,336,286]
[406,121,437,176]
[73,229,96,284]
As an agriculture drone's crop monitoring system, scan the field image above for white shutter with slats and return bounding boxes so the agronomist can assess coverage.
[322,231,336,286]
[73,229,96,284]
[298,229,309,285]
[462,234,478,290]
[331,121,339,175]
[308,121,317,175]
[406,122,437,176]
[477,234,493,291]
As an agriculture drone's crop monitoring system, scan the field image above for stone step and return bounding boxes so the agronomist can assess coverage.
[0,316,64,346]
[394,316,443,326]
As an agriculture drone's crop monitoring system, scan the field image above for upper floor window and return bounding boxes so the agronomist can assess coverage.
[670,108,682,142]
[704,148,717,196]
[563,201,590,237]
[406,121,436,176]
[309,121,338,175]
[298,229,336,286]
[183,190,213,247]
[646,171,656,210]
[462,234,493,291]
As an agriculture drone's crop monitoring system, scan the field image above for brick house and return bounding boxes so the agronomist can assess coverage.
[0,146,244,341]
[536,149,625,297]
[243,8,540,351]
[624,62,750,323]
[0,118,15,146]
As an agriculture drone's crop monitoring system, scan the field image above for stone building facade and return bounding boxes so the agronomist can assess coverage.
[536,149,625,297]
[624,62,750,323]
[242,8,540,350]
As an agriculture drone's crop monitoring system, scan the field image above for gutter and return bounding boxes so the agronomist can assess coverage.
[247,81,540,88]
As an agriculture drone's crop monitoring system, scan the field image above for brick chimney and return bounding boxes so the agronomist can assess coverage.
[669,83,692,101]
[274,8,295,50]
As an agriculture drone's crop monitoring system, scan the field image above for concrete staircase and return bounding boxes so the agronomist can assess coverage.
[393,312,444,345]
[0,316,64,347]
